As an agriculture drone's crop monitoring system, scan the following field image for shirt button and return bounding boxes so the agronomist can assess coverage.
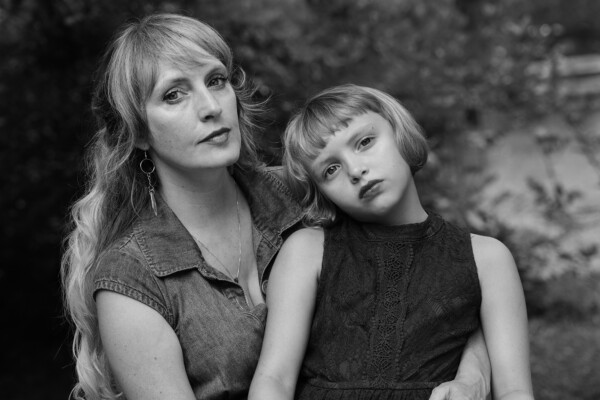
[261,279,269,295]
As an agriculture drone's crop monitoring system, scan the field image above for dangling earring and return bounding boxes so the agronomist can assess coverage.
[140,151,158,216]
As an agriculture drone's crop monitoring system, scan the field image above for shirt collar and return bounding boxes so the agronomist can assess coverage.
[132,166,303,277]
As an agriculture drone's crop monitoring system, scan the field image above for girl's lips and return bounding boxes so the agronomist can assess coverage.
[199,127,230,143]
[359,179,383,199]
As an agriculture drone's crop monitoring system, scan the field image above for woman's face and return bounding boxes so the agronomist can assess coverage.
[142,52,241,178]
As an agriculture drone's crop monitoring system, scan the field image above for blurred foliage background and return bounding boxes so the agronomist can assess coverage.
[1,0,599,399]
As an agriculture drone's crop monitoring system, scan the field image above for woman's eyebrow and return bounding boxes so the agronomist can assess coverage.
[151,75,189,97]
[151,63,227,95]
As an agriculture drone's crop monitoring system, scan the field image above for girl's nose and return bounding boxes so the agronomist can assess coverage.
[349,164,368,184]
[197,89,222,121]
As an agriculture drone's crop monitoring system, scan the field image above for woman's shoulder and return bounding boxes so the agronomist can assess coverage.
[234,165,304,227]
[95,230,149,281]
[94,229,173,322]
[248,165,292,195]
[262,164,286,181]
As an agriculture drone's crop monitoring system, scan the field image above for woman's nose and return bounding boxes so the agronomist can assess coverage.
[197,89,222,121]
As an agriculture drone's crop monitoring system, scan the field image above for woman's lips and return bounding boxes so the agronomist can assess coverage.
[199,127,230,144]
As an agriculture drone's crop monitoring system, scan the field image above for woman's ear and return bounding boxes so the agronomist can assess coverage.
[135,138,150,151]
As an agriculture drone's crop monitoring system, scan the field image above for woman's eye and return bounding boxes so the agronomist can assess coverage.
[163,90,184,103]
[208,75,228,88]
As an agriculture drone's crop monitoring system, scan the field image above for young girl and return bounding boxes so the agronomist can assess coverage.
[249,84,534,400]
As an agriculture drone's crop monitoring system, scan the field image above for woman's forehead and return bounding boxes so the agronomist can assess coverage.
[151,54,225,83]
[157,42,219,65]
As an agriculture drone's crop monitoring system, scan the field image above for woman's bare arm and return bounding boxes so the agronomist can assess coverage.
[430,327,491,400]
[96,291,196,400]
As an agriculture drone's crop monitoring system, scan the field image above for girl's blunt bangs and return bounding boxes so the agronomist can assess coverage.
[357,86,429,172]
[284,84,429,226]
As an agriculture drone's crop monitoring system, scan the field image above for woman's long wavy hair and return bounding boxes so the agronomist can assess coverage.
[61,13,263,400]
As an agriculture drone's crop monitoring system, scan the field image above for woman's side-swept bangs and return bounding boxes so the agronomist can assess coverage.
[122,15,233,106]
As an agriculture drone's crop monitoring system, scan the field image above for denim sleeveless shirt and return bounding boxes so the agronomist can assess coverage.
[93,166,303,400]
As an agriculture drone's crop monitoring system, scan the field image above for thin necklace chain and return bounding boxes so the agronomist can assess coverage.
[193,183,242,283]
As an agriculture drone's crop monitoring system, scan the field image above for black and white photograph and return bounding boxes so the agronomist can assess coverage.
[1,1,599,399]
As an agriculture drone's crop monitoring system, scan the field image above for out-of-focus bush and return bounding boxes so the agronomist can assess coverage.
[1,0,598,305]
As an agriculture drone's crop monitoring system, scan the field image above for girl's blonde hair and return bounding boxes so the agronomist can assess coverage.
[283,84,428,226]
[61,13,263,400]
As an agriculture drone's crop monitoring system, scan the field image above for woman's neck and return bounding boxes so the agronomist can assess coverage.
[158,166,238,230]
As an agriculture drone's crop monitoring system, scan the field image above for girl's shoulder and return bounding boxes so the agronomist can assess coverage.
[470,233,517,275]
[275,226,325,278]
[284,226,325,251]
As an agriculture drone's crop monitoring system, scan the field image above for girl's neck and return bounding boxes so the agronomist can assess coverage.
[392,201,428,226]
[382,178,428,226]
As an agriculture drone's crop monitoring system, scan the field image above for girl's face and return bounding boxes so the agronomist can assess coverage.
[309,111,415,225]
[142,52,241,179]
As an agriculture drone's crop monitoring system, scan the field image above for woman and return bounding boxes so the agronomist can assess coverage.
[61,13,491,400]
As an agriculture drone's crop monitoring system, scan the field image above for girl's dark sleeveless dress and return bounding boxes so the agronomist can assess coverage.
[295,212,481,400]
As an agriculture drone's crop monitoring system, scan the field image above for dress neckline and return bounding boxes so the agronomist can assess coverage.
[348,211,444,242]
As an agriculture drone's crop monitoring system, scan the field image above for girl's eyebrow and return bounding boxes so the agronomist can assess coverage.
[310,130,358,174]
[345,124,374,144]
[311,153,331,172]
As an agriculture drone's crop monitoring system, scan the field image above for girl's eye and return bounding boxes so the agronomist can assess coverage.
[163,89,184,103]
[324,165,339,177]
[208,74,228,88]
[359,137,373,148]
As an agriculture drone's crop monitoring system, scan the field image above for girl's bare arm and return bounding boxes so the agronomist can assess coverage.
[473,234,535,400]
[249,227,324,400]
